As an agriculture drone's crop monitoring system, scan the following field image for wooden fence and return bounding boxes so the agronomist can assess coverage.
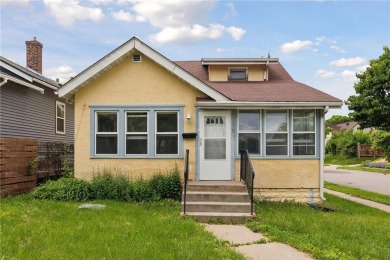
[356,144,384,158]
[0,138,37,197]
[0,138,74,198]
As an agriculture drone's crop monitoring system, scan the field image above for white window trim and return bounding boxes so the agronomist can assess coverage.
[237,109,262,156]
[155,111,179,156]
[56,101,66,134]
[95,111,119,156]
[265,110,289,156]
[292,109,316,156]
[228,67,248,81]
[125,111,149,155]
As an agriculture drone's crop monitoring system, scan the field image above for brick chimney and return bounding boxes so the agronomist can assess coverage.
[25,37,43,74]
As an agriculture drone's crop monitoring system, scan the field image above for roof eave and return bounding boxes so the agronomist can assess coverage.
[196,101,343,109]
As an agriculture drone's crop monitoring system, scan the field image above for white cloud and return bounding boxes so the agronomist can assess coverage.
[330,45,346,53]
[315,69,338,79]
[330,57,367,67]
[89,0,111,4]
[44,65,77,84]
[316,36,327,42]
[216,48,234,53]
[280,40,313,54]
[225,2,238,18]
[226,26,245,41]
[356,65,369,72]
[112,10,133,22]
[150,24,225,44]
[43,0,104,27]
[0,0,29,7]
[341,70,358,82]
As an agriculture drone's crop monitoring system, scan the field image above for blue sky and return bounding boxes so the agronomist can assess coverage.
[1,0,389,118]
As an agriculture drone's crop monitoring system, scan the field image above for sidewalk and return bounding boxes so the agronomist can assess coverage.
[324,188,390,213]
[204,224,313,260]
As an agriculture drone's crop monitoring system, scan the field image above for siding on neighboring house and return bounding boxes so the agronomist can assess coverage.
[0,81,74,143]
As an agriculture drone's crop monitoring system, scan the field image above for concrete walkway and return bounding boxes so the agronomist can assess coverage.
[324,165,390,195]
[324,188,390,213]
[204,224,313,260]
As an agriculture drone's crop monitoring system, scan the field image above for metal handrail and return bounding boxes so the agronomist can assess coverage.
[240,149,255,215]
[183,149,189,214]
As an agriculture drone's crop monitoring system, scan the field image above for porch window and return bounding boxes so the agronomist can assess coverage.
[96,111,118,155]
[126,112,148,154]
[56,101,65,134]
[238,110,261,155]
[266,110,288,155]
[156,111,178,155]
[293,110,315,155]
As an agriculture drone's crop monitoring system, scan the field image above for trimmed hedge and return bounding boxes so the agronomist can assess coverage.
[32,168,182,202]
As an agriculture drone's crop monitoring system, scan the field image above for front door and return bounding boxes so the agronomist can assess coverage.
[199,110,231,180]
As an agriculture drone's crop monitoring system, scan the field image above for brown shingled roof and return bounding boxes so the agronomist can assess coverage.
[174,61,341,103]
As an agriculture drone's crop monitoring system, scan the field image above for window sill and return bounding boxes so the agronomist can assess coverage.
[91,155,183,159]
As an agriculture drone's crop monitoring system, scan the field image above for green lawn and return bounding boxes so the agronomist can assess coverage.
[0,195,244,260]
[337,165,390,174]
[324,154,375,165]
[247,195,390,260]
[325,181,390,205]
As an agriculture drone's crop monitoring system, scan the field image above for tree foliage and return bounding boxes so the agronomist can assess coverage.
[371,130,390,161]
[326,130,371,157]
[347,46,390,130]
[325,115,352,125]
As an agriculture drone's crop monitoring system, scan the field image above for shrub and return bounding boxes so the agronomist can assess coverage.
[32,168,182,202]
[371,130,390,161]
[326,130,371,156]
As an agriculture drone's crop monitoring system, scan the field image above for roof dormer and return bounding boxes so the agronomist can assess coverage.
[201,58,279,82]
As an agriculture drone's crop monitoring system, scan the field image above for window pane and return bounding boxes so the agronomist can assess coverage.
[97,112,117,132]
[57,118,64,132]
[126,135,147,154]
[266,111,287,132]
[156,134,178,154]
[230,70,246,80]
[205,139,226,159]
[205,116,226,137]
[96,134,117,154]
[239,133,260,154]
[266,133,288,155]
[239,111,260,131]
[293,110,315,132]
[293,133,315,155]
[157,112,177,132]
[127,112,147,132]
[57,104,64,118]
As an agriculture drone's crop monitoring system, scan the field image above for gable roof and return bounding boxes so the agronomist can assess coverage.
[58,37,229,101]
[175,61,342,104]
[0,56,60,90]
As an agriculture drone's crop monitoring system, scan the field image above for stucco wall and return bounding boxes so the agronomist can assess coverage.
[208,65,265,81]
[73,54,203,180]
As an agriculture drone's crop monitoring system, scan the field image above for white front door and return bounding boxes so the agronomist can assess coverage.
[199,110,231,180]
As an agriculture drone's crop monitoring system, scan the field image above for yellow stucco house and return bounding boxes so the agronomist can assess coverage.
[59,37,342,204]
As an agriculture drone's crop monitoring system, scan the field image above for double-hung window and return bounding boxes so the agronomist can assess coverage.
[56,101,65,134]
[96,111,118,155]
[238,110,261,155]
[293,110,315,155]
[266,110,288,156]
[126,112,148,154]
[156,111,179,155]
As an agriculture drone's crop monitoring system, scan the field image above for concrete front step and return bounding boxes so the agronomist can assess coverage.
[182,201,251,213]
[183,191,250,202]
[182,212,255,223]
[187,181,247,192]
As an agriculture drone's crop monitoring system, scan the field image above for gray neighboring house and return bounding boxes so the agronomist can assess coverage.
[0,38,74,144]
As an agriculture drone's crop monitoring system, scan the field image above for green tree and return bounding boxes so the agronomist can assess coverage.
[347,46,390,130]
[325,115,352,125]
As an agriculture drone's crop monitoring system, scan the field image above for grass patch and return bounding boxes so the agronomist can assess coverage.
[337,165,390,174]
[325,181,390,205]
[247,196,390,260]
[324,154,375,165]
[1,195,244,259]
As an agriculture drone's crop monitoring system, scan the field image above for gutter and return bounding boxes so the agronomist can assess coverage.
[0,73,44,94]
[0,78,8,87]
[320,106,329,200]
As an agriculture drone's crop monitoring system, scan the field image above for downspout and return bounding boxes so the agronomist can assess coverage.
[320,106,329,200]
[0,78,8,87]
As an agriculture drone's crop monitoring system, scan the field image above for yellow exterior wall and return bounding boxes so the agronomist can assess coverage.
[208,65,265,81]
[73,54,203,180]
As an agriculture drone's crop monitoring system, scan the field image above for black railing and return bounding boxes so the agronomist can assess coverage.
[240,150,255,215]
[183,149,189,214]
